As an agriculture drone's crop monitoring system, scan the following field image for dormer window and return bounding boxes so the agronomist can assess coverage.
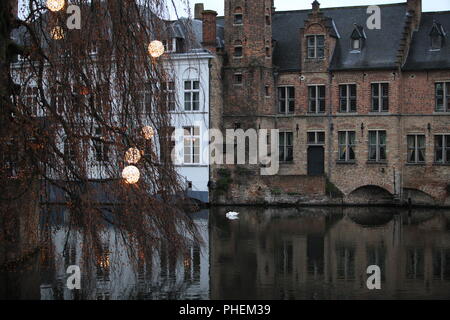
[307,35,325,59]
[350,24,366,52]
[234,7,243,25]
[430,21,446,51]
[163,38,176,53]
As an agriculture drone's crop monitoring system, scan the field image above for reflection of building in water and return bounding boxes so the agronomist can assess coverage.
[40,208,209,300]
[210,207,450,299]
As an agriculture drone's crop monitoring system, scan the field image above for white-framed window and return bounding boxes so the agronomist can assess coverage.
[308,85,326,114]
[163,38,176,53]
[371,83,389,112]
[338,131,356,162]
[407,135,426,164]
[307,35,325,59]
[234,7,243,25]
[64,137,78,163]
[368,130,387,162]
[93,127,109,163]
[162,81,175,111]
[184,80,200,111]
[22,86,39,116]
[279,131,294,163]
[435,134,450,164]
[352,39,361,51]
[307,131,325,145]
[136,82,152,114]
[53,84,65,114]
[435,82,450,112]
[339,84,357,113]
[278,86,295,114]
[183,126,200,164]
[234,40,243,57]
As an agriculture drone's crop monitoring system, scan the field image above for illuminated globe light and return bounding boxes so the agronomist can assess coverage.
[141,126,154,140]
[125,147,141,164]
[122,166,140,184]
[50,26,64,40]
[148,40,165,58]
[46,0,65,12]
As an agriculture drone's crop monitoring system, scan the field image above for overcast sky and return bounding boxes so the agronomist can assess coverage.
[178,0,450,18]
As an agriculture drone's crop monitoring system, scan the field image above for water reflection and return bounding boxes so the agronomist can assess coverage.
[210,207,450,300]
[1,207,450,300]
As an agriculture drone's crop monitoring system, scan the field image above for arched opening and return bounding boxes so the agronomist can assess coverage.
[403,188,435,205]
[347,185,393,204]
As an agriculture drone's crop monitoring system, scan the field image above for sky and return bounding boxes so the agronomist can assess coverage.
[180,0,450,17]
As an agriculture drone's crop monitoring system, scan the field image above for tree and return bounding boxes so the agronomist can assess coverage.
[0,0,199,284]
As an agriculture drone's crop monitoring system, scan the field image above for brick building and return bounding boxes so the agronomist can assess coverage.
[201,0,450,206]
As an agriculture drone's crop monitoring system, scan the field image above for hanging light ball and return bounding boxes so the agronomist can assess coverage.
[46,0,65,12]
[50,26,64,40]
[141,126,154,140]
[122,166,140,184]
[148,40,165,58]
[125,147,142,164]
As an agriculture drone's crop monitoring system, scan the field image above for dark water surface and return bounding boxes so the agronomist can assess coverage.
[1,206,450,300]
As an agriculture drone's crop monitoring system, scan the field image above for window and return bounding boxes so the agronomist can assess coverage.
[234,73,243,85]
[339,84,357,113]
[336,247,355,281]
[184,80,200,111]
[407,135,425,164]
[52,84,65,114]
[278,87,295,114]
[338,131,356,162]
[368,130,387,162]
[234,7,243,25]
[307,35,325,59]
[184,126,200,164]
[265,86,270,97]
[162,39,175,53]
[307,131,325,145]
[234,40,243,57]
[22,86,39,116]
[435,135,450,164]
[137,82,152,114]
[308,85,326,113]
[371,83,389,112]
[431,35,442,50]
[93,127,109,162]
[160,126,175,164]
[64,138,77,163]
[1,139,18,177]
[352,39,361,50]
[436,82,450,112]
[162,81,175,111]
[279,132,293,162]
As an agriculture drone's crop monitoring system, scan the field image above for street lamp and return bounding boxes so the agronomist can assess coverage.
[148,40,165,58]
[122,165,140,184]
[125,147,142,164]
[142,126,154,140]
[46,0,65,12]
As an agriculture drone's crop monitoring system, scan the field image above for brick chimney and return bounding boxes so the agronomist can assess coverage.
[312,0,320,14]
[194,3,204,20]
[202,10,217,53]
[407,0,422,29]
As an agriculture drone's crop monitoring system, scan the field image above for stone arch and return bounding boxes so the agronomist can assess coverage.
[347,185,394,204]
[402,188,435,205]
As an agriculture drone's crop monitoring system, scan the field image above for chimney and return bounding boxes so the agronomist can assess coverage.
[202,10,217,53]
[312,0,320,14]
[407,0,422,29]
[194,3,204,20]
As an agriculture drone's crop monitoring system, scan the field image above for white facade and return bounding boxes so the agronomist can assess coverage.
[165,50,213,203]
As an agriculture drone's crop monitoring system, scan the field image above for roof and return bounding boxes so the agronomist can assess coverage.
[403,11,450,70]
[272,3,408,71]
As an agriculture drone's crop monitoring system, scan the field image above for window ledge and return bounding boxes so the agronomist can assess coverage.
[280,162,294,165]
[336,161,356,165]
[366,161,388,165]
[433,163,450,166]
[306,113,327,116]
[433,112,450,115]
[368,112,390,115]
[405,163,426,166]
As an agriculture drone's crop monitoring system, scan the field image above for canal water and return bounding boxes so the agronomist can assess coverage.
[1,206,450,300]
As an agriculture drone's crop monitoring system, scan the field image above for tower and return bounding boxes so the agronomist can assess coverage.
[223,0,275,122]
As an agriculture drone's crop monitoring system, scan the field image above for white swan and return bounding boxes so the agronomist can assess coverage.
[226,211,240,220]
